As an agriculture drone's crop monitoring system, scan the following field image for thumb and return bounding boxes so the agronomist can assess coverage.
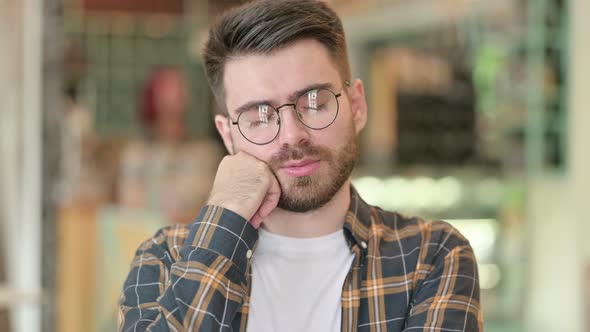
[259,173,281,219]
[250,212,264,229]
[252,174,281,228]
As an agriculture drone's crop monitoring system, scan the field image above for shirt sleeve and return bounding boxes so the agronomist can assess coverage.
[117,205,257,331]
[404,224,483,331]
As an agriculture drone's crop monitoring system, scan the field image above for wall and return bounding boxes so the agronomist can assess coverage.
[524,0,590,330]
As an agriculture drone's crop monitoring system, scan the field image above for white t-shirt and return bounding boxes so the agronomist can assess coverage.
[246,228,355,332]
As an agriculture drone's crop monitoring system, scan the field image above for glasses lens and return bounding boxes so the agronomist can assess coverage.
[295,89,338,129]
[237,104,280,144]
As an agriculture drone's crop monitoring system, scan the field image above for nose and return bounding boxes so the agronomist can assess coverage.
[277,106,310,146]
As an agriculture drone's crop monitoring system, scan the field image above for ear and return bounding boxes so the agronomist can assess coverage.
[347,79,368,134]
[215,114,235,155]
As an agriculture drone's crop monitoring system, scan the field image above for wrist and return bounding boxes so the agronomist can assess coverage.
[206,198,251,221]
[186,205,259,273]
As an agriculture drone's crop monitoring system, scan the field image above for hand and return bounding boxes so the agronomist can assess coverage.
[207,152,281,228]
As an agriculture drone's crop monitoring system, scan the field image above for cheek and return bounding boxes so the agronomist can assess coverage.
[321,113,354,143]
[232,138,276,161]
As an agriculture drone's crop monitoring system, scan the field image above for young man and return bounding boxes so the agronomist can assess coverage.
[117,1,483,331]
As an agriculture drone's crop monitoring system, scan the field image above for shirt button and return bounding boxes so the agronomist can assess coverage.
[246,249,253,259]
[360,241,367,249]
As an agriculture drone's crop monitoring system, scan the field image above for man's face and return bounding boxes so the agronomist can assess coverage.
[215,39,367,212]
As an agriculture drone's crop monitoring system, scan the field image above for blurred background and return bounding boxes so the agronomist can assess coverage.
[0,0,588,331]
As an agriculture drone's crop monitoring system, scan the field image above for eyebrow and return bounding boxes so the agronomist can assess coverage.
[230,82,335,116]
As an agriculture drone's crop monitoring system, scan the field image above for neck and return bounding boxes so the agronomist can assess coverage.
[261,181,351,238]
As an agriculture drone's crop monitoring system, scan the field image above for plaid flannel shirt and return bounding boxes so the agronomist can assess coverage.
[118,187,483,331]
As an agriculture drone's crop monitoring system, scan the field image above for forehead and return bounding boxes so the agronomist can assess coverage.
[223,39,342,112]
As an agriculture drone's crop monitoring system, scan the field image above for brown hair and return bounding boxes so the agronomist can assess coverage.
[203,0,351,114]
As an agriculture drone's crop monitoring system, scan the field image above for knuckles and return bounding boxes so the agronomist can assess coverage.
[215,153,272,193]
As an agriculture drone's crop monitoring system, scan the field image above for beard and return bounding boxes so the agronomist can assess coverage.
[268,126,359,213]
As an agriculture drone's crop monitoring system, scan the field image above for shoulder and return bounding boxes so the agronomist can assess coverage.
[134,223,192,264]
[369,206,472,258]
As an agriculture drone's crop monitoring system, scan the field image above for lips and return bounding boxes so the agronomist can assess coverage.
[280,159,321,177]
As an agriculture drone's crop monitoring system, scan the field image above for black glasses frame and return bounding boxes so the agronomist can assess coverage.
[229,81,351,145]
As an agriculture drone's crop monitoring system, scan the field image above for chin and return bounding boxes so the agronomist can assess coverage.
[277,174,344,213]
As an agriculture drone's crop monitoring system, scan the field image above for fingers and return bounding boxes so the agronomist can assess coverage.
[250,212,263,229]
[207,151,281,226]
[258,173,281,219]
[250,174,280,228]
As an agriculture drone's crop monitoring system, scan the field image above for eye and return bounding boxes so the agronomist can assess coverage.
[298,89,331,113]
[241,106,277,128]
[248,120,269,128]
[303,103,328,111]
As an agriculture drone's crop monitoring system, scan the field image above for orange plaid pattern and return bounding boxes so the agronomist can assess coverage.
[118,188,483,331]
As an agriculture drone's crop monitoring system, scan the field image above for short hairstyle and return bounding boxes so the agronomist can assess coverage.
[203,0,351,115]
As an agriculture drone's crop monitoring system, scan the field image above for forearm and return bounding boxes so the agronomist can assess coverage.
[118,206,257,331]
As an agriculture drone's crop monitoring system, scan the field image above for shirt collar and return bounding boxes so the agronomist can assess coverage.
[342,186,373,249]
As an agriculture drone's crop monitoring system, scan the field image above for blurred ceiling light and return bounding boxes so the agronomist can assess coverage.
[478,263,501,290]
[408,177,437,209]
[436,176,462,209]
[352,176,385,206]
[445,219,498,261]
[354,175,465,211]
[475,178,504,207]
[383,177,410,209]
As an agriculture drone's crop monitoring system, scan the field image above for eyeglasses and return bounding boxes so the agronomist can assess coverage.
[228,81,350,145]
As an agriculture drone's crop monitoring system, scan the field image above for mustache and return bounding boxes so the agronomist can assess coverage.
[269,142,331,168]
